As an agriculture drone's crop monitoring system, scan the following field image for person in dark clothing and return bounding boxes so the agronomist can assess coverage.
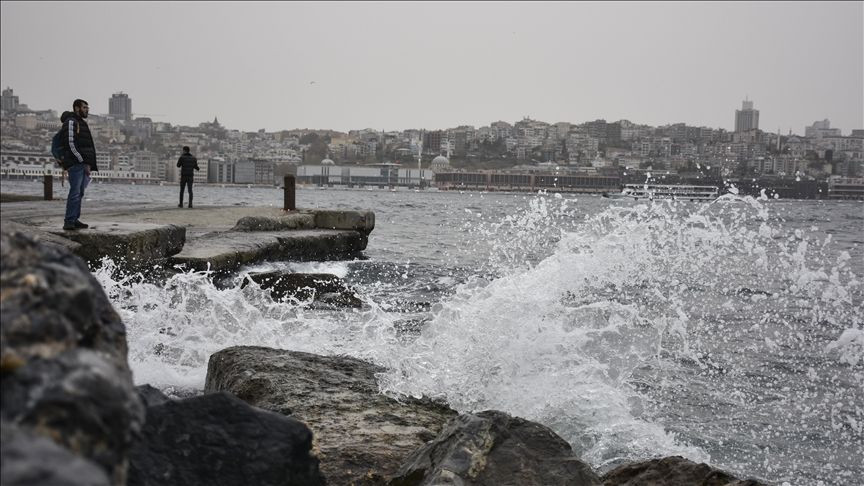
[177,146,199,208]
[61,99,98,230]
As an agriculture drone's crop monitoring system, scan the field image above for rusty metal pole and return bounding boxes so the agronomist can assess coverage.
[283,174,295,211]
[44,174,53,200]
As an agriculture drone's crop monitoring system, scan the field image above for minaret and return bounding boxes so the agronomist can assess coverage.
[417,130,423,170]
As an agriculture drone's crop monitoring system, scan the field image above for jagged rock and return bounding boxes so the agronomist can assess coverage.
[1,220,82,254]
[127,391,324,486]
[0,228,144,485]
[600,456,767,486]
[388,410,601,486]
[231,213,315,232]
[135,384,170,408]
[1,421,111,486]
[1,348,144,482]
[205,346,458,485]
[0,230,130,363]
[242,271,363,307]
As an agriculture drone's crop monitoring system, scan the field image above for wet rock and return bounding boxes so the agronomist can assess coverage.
[1,347,144,485]
[1,420,111,486]
[1,220,82,254]
[135,384,170,407]
[0,228,144,485]
[231,213,315,232]
[600,456,767,486]
[128,391,324,486]
[389,410,601,486]
[205,346,458,485]
[0,230,130,363]
[242,271,363,307]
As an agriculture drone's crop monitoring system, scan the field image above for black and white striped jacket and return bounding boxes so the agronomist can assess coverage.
[60,111,98,171]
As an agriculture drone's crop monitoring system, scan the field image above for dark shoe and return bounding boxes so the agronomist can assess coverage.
[178,203,183,208]
[63,222,78,231]
[188,204,193,208]
[74,221,89,229]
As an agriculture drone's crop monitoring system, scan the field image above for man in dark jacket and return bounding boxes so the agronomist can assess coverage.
[61,99,98,230]
[177,146,199,208]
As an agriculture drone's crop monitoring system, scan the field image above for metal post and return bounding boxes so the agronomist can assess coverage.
[283,175,295,211]
[44,174,53,201]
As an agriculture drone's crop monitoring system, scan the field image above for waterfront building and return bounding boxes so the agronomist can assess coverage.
[826,176,863,199]
[208,157,234,184]
[296,163,432,188]
[434,169,620,193]
[430,155,451,172]
[130,150,164,180]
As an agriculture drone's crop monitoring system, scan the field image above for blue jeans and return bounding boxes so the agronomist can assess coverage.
[64,163,90,224]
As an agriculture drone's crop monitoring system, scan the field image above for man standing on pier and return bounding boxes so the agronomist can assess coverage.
[177,146,199,208]
[61,99,97,231]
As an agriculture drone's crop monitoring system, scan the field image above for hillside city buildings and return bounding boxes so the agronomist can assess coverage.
[1,87,862,198]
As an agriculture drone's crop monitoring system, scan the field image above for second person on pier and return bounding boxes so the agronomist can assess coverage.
[177,146,199,208]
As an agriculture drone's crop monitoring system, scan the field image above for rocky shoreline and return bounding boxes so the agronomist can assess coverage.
[0,226,770,485]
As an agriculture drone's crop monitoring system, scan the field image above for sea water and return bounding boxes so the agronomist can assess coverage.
[5,180,862,485]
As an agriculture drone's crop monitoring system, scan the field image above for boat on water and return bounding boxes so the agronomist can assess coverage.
[603,184,719,201]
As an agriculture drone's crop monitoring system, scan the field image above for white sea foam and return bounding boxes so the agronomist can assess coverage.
[92,193,863,484]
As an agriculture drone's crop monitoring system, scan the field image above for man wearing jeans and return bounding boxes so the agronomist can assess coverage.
[61,99,98,230]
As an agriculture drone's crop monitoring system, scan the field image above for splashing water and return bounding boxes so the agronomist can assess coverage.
[94,193,863,485]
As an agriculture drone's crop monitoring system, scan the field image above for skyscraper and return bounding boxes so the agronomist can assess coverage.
[734,99,759,133]
[1,87,20,113]
[109,92,132,121]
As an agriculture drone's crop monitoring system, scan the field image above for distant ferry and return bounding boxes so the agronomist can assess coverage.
[603,184,719,201]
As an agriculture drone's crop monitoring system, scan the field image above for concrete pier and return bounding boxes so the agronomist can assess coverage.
[0,199,374,276]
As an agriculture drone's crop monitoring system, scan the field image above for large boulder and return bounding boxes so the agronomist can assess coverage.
[127,390,324,486]
[1,421,111,486]
[388,410,601,486]
[241,271,363,307]
[206,346,458,485]
[0,229,144,485]
[600,456,767,486]
[0,230,130,363]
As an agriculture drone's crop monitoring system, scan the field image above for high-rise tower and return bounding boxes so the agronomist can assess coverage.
[734,98,759,133]
[109,92,132,121]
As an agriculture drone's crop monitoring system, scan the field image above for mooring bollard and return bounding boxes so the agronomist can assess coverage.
[284,174,296,211]
[44,174,53,201]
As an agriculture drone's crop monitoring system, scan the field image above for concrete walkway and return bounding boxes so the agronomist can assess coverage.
[1,198,375,275]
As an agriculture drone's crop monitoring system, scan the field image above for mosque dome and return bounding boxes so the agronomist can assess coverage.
[431,155,450,171]
[321,158,335,165]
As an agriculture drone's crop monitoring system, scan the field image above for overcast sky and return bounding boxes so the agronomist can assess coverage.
[2,1,862,134]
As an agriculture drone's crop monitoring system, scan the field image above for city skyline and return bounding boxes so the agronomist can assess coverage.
[3,86,855,138]
[1,2,862,133]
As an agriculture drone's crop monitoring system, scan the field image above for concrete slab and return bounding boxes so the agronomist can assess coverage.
[46,223,186,271]
[1,200,374,277]
[171,229,367,274]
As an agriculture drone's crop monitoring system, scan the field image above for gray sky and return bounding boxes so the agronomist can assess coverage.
[2,1,862,134]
